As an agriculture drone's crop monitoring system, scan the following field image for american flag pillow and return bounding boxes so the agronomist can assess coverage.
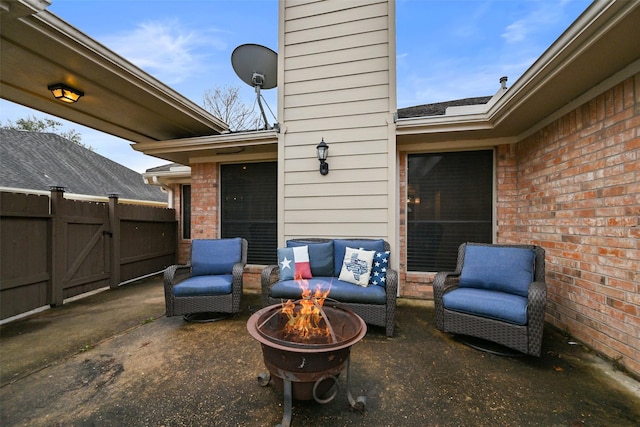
[369,251,390,287]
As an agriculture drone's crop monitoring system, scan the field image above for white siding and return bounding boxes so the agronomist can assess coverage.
[279,0,396,244]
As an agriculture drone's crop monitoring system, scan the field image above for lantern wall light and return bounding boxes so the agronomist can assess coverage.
[48,83,84,103]
[316,138,329,175]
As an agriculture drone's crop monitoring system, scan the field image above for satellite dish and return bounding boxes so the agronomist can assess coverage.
[232,44,277,89]
[231,44,277,130]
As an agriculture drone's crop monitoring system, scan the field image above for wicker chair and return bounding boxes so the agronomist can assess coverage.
[164,238,248,318]
[434,242,546,357]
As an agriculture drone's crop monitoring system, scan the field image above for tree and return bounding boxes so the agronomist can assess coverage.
[1,115,92,150]
[201,85,261,131]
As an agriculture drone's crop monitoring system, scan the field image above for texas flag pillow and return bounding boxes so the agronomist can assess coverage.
[277,246,313,280]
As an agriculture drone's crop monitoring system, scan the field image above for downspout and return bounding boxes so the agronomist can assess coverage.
[144,176,174,208]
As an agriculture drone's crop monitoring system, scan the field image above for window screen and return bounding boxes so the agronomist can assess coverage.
[407,150,493,271]
[220,162,277,264]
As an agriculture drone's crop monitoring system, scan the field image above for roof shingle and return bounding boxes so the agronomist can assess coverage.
[0,129,166,202]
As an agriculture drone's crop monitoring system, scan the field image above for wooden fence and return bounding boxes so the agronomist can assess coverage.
[0,188,177,320]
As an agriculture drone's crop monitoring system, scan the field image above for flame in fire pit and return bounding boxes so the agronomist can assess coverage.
[280,275,333,343]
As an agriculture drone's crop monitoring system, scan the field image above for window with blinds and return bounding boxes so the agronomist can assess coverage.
[220,162,277,265]
[181,184,191,240]
[407,150,493,272]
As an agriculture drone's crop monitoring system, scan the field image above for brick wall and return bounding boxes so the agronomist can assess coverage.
[503,74,639,377]
[172,162,219,265]
[191,163,219,239]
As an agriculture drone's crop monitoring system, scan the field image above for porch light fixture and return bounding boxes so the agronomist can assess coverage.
[47,83,84,103]
[316,138,329,175]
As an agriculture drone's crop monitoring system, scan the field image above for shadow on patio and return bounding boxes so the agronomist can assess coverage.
[1,275,639,426]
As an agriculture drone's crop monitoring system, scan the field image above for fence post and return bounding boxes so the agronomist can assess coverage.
[108,193,121,289]
[49,186,65,307]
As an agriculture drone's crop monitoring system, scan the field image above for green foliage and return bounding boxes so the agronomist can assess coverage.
[1,114,93,150]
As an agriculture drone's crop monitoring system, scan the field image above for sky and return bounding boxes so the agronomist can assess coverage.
[1,0,592,172]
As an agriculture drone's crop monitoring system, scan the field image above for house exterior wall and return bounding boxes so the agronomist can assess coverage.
[190,162,219,240]
[278,0,397,250]
[400,74,640,377]
[508,74,640,376]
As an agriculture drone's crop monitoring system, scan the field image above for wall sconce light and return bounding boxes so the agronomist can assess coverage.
[316,138,329,175]
[48,83,84,103]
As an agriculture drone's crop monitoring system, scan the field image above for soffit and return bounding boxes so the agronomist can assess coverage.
[396,0,640,146]
[132,129,279,165]
[0,1,228,144]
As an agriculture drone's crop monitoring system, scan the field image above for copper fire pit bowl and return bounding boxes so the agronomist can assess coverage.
[247,302,367,426]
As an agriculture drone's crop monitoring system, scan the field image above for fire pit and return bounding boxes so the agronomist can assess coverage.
[247,290,367,427]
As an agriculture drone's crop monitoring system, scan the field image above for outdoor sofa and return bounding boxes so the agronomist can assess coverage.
[261,238,397,336]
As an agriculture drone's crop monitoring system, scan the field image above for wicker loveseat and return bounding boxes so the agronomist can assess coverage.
[434,242,547,357]
[261,238,397,336]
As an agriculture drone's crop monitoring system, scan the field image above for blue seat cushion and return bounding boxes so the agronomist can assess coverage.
[173,275,233,297]
[333,239,385,277]
[270,277,386,305]
[287,240,334,277]
[459,245,535,297]
[443,288,529,325]
[191,238,242,276]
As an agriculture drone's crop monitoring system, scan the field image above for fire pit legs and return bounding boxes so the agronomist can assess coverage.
[280,379,293,427]
[257,355,366,426]
[345,357,366,412]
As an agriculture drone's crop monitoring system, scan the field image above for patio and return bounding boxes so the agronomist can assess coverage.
[1,275,639,426]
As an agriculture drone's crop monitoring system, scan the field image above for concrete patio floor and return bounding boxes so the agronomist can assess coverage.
[1,275,639,427]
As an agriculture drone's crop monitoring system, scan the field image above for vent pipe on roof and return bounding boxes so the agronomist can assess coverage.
[500,76,508,90]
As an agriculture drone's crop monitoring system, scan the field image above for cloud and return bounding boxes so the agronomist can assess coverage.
[101,19,227,85]
[502,20,528,44]
[501,1,574,45]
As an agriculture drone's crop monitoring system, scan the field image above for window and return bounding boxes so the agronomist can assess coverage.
[220,162,277,264]
[407,150,493,271]
[181,184,191,240]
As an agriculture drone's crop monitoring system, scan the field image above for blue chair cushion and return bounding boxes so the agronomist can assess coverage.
[333,239,385,277]
[270,277,386,305]
[173,275,233,297]
[191,238,242,276]
[287,240,334,277]
[443,288,529,325]
[459,245,535,297]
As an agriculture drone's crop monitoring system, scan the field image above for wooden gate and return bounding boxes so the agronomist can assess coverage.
[0,188,177,320]
[51,188,111,303]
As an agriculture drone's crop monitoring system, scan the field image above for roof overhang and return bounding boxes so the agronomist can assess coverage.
[0,0,228,144]
[396,0,640,147]
[134,129,279,165]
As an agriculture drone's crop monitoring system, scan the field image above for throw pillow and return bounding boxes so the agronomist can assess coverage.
[369,250,390,287]
[339,247,375,287]
[286,240,334,276]
[333,239,385,276]
[277,246,313,280]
